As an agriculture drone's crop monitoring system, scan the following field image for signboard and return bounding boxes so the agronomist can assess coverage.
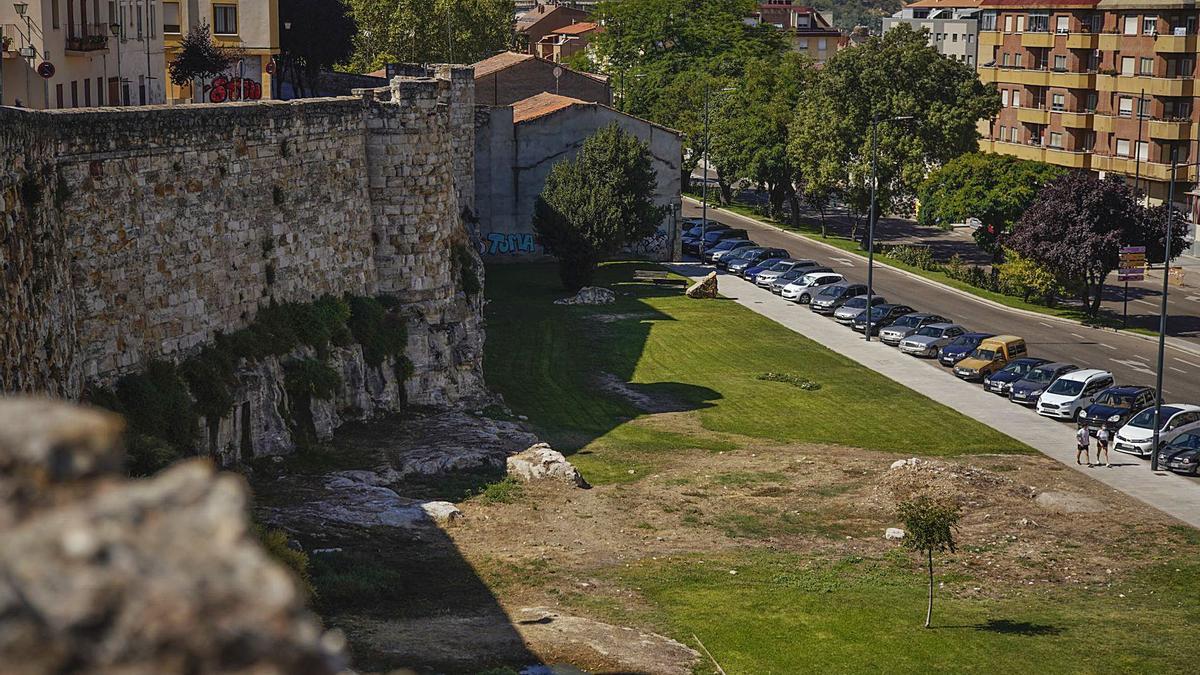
[1118,245,1146,282]
[1169,266,1186,287]
[36,61,55,79]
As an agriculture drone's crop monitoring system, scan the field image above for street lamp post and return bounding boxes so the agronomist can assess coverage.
[864,113,913,341]
[110,22,122,105]
[699,82,735,261]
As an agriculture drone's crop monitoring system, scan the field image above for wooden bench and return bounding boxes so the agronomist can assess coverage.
[632,270,687,285]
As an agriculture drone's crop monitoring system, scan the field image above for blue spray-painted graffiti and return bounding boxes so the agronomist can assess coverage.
[484,232,538,256]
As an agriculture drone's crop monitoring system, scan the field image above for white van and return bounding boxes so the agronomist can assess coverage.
[1036,369,1115,421]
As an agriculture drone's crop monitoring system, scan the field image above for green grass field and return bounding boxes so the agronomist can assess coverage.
[485,262,1030,482]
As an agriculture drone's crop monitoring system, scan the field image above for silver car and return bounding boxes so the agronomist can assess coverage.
[833,295,887,323]
[755,259,817,288]
[898,323,967,357]
[878,313,951,346]
[781,272,843,302]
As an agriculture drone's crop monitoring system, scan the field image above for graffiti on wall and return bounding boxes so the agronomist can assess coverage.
[482,232,538,256]
[624,228,670,259]
[204,76,263,103]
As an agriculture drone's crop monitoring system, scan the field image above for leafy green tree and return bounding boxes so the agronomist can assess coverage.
[345,0,513,73]
[533,124,667,290]
[788,24,1000,240]
[168,24,238,87]
[896,496,961,629]
[996,248,1059,304]
[279,0,357,97]
[918,153,1063,259]
[710,53,817,220]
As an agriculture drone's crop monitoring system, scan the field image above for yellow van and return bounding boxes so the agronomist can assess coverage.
[952,335,1027,381]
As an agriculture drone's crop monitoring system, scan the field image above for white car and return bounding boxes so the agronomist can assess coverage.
[1035,369,1115,421]
[781,272,844,303]
[1114,404,1200,457]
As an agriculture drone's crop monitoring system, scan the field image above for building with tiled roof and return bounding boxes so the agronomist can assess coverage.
[516,3,592,54]
[536,21,602,63]
[747,2,844,63]
[472,51,611,106]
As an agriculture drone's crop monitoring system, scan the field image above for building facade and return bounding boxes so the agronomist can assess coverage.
[515,3,590,55]
[976,0,1198,255]
[472,51,611,106]
[747,2,843,63]
[163,0,279,104]
[884,0,983,66]
[535,20,599,63]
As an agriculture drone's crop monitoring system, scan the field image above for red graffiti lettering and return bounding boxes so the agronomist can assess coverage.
[204,75,263,103]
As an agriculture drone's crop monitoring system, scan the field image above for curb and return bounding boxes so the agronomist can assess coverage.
[682,196,1200,359]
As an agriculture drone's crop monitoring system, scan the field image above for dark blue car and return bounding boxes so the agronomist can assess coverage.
[983,357,1051,395]
[1008,362,1078,406]
[1078,385,1157,430]
[938,332,995,367]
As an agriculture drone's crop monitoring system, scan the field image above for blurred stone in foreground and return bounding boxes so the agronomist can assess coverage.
[0,397,346,674]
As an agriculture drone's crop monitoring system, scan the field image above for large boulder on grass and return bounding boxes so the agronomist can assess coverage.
[507,443,588,488]
[554,287,616,305]
[686,272,718,299]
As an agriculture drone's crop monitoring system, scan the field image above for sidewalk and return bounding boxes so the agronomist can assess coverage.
[672,264,1200,530]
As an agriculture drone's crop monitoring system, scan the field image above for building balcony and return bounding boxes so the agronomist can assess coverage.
[1093,114,1116,133]
[1098,33,1123,51]
[1149,118,1193,140]
[1021,31,1055,48]
[1055,110,1094,128]
[65,23,109,54]
[978,31,1002,49]
[978,67,1050,87]
[1065,32,1099,49]
[1044,147,1092,168]
[1095,155,1197,182]
[1154,34,1197,53]
[1097,74,1193,97]
[1048,70,1095,88]
[986,139,1048,162]
[1016,106,1051,125]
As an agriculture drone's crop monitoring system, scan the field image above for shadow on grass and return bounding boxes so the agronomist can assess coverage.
[939,619,1064,636]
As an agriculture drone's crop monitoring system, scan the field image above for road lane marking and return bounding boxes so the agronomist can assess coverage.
[1109,358,1157,376]
[1175,358,1200,368]
[1130,353,1149,363]
[1069,332,1086,339]
[830,257,856,267]
[1133,298,1157,306]
[1039,322,1054,328]
[1098,343,1116,350]
[1170,366,1187,374]
[1186,295,1200,303]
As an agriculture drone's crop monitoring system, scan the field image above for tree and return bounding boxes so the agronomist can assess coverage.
[917,153,1064,259]
[344,0,514,73]
[896,496,961,629]
[168,24,238,88]
[996,248,1059,304]
[533,124,667,290]
[1008,172,1178,316]
[279,0,357,97]
[1139,203,1192,266]
[788,24,1000,240]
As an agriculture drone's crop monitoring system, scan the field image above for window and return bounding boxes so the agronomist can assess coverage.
[1086,92,1098,112]
[1002,52,1010,66]
[164,2,180,33]
[70,81,78,108]
[1049,132,1063,148]
[1012,90,1021,108]
[952,33,958,42]
[214,4,238,35]
[1087,14,1102,33]
[1144,16,1158,35]
[1138,97,1150,119]
[136,5,143,40]
[84,79,91,107]
[1004,15,1013,32]
[1121,56,1135,75]
[1029,12,1049,33]
[1083,131,1096,150]
[967,54,973,65]
[817,38,827,50]
[798,38,809,49]
[1119,97,1133,117]
[97,77,104,106]
[1140,57,1154,75]
[1124,15,1138,35]
[148,3,156,39]
[1056,15,1069,33]
[1054,54,1067,71]
[981,11,997,31]
[998,125,1007,141]
[1116,139,1131,156]
[1014,52,1023,67]
[1002,89,1010,106]
[1052,93,1065,110]
[119,5,126,39]
[51,0,60,29]
[138,75,146,105]
[1137,141,1149,161]
[55,84,63,109]
[1016,15,1026,32]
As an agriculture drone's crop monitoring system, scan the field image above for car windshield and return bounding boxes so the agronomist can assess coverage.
[892,315,922,328]
[916,326,944,338]
[843,297,868,309]
[951,335,978,347]
[1172,433,1200,450]
[1047,379,1085,396]
[819,286,845,297]
[868,306,891,318]
[1129,407,1181,429]
[781,270,804,281]
[1025,367,1059,384]
[1094,391,1135,408]
[1000,361,1035,376]
[969,348,997,361]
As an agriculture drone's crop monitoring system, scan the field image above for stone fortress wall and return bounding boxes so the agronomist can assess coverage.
[1,66,485,412]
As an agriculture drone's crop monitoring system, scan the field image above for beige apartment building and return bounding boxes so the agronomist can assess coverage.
[163,0,279,103]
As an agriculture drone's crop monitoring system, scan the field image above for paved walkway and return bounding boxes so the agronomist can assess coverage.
[671,263,1200,529]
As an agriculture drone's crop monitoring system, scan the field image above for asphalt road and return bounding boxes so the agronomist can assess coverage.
[683,200,1200,405]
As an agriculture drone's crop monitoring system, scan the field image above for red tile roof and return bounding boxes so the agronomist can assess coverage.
[979,0,1097,6]
[554,22,599,36]
[511,92,588,123]
[472,52,537,78]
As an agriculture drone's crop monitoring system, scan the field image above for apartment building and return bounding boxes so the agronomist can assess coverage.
[1,0,161,107]
[535,21,599,63]
[163,0,278,103]
[884,0,983,66]
[748,2,843,64]
[977,0,1199,253]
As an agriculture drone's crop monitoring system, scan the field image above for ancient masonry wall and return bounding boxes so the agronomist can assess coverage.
[1,66,485,413]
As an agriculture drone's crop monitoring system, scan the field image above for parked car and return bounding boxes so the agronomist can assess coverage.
[898,323,967,357]
[833,295,888,324]
[952,335,1027,381]
[1157,431,1200,475]
[851,304,916,335]
[1078,385,1157,430]
[718,246,762,270]
[755,259,817,287]
[744,259,791,283]
[703,239,755,264]
[938,332,996,368]
[780,272,842,301]
[1115,404,1200,457]
[878,313,951,346]
[1035,369,1115,421]
[728,248,790,275]
[681,223,728,254]
[982,357,1051,395]
[1008,362,1079,406]
[697,229,749,258]
[811,283,869,314]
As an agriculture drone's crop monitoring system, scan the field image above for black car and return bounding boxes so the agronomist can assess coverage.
[717,246,766,270]
[681,223,728,253]
[810,283,868,314]
[983,357,1051,395]
[1079,385,1157,430]
[1157,431,1200,476]
[701,239,755,264]
[851,304,916,334]
[695,228,749,256]
[937,332,996,367]
[1007,362,1078,406]
[728,248,790,275]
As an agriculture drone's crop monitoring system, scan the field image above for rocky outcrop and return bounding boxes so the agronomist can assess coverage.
[0,397,345,674]
[554,287,617,305]
[507,443,588,488]
[686,272,718,299]
[263,471,462,531]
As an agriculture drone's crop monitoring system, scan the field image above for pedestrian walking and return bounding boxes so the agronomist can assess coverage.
[1076,424,1091,467]
[1096,425,1112,468]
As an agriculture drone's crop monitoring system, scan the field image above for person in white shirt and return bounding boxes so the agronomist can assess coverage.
[1076,424,1091,467]
[1096,425,1112,468]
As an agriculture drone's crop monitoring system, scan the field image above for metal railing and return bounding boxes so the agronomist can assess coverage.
[66,23,109,52]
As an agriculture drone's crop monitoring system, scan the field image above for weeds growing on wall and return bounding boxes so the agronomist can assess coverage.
[453,243,481,297]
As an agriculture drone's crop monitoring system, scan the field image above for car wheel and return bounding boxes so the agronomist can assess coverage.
[800,293,810,304]
[1074,409,1086,425]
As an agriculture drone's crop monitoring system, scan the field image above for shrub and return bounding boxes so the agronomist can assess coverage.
[885,245,937,271]
[284,358,342,401]
[347,296,407,368]
[453,243,481,297]
[254,525,314,598]
[757,372,822,391]
[115,360,198,454]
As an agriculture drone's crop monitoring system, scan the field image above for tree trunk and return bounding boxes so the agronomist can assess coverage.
[925,550,934,629]
[788,192,802,229]
[718,180,732,205]
[768,183,786,220]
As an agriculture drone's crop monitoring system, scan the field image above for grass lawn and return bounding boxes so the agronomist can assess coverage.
[484,261,1030,484]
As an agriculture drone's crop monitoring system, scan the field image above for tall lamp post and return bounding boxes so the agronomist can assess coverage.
[110,21,123,105]
[1151,151,1193,471]
[864,113,913,341]
[699,82,735,261]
